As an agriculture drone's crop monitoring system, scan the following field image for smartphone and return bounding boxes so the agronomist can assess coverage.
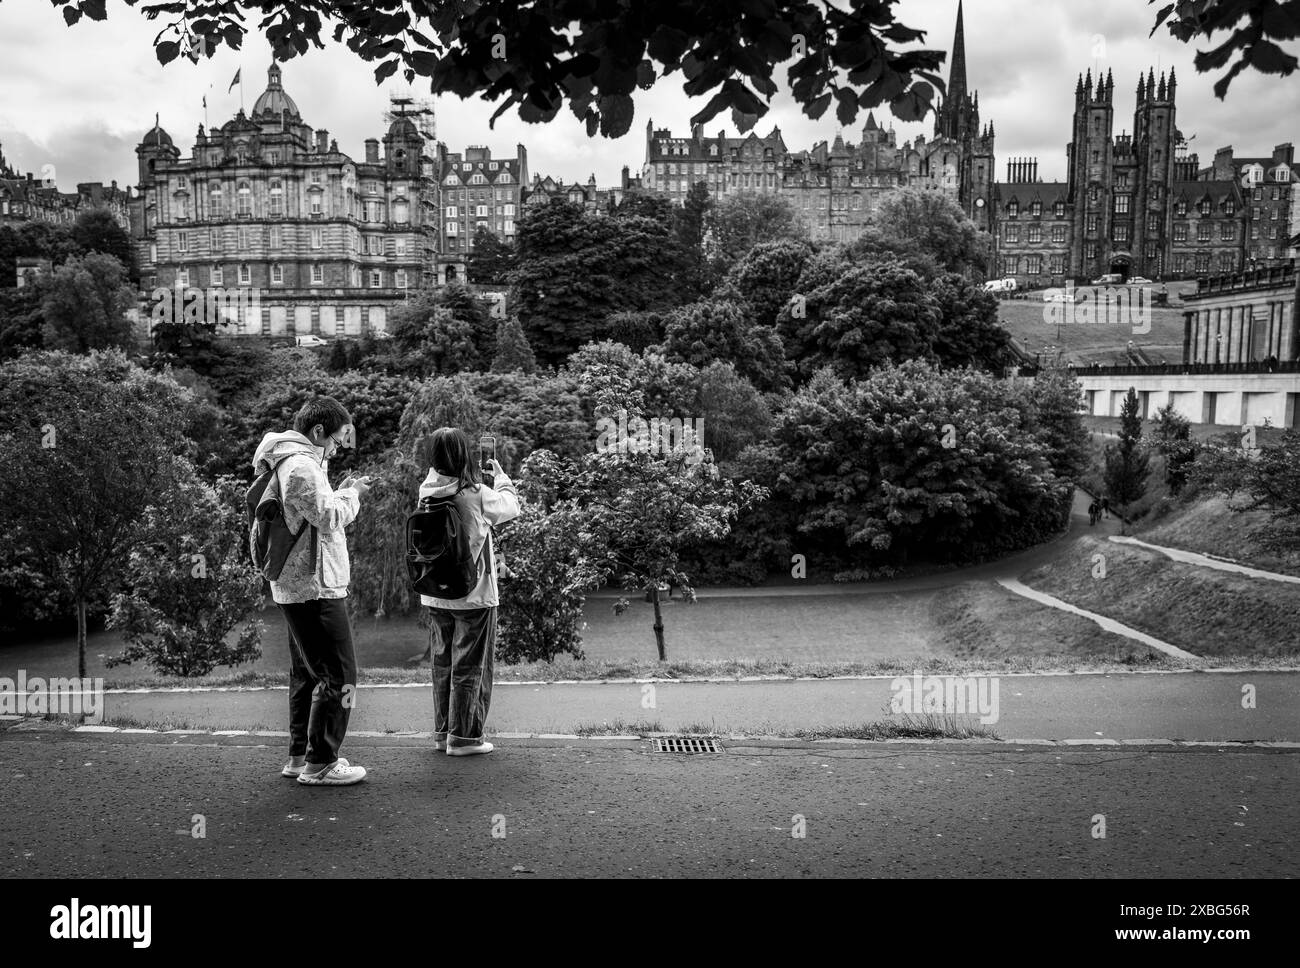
[479,435,496,473]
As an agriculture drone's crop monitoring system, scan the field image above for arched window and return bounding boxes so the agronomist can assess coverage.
[209,183,223,218]
[269,179,283,216]
[237,181,251,216]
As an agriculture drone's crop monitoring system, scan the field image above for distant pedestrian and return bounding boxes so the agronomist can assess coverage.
[1101,496,1111,520]
[1088,500,1099,526]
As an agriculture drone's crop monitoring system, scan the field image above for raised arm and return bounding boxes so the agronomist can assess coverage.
[282,457,360,532]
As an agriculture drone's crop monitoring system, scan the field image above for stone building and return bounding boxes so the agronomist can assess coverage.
[0,142,131,231]
[1181,261,1299,365]
[131,63,438,338]
[434,143,527,285]
[521,165,643,215]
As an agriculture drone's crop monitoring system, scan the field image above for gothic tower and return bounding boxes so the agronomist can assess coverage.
[1132,68,1178,278]
[1067,68,1115,278]
[933,1,983,220]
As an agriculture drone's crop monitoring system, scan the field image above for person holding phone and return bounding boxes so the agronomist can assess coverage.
[418,427,520,756]
[251,396,371,786]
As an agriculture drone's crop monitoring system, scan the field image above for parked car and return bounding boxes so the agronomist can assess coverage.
[372,330,394,341]
[1125,276,1154,285]
[1043,289,1078,303]
[982,277,1018,293]
[1091,273,1123,285]
[295,335,329,347]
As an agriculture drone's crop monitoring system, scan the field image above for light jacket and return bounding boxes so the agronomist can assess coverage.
[252,430,362,604]
[417,469,520,610]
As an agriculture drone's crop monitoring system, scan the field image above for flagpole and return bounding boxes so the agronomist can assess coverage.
[240,65,244,113]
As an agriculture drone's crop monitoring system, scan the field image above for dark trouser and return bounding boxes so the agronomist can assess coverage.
[429,606,496,747]
[280,597,357,767]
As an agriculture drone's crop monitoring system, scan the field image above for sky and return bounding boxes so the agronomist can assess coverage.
[0,0,1297,194]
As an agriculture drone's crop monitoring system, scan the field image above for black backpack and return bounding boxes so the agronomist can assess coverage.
[246,455,316,582]
[406,486,478,599]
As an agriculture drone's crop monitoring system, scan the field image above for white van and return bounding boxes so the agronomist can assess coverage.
[983,278,1018,293]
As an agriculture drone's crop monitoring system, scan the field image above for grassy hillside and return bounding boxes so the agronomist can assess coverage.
[1135,493,1300,577]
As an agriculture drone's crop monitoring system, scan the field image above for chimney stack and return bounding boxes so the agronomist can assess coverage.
[365,138,379,163]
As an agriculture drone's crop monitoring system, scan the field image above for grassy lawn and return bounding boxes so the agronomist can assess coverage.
[1133,494,1300,578]
[997,297,1187,365]
[1019,533,1300,662]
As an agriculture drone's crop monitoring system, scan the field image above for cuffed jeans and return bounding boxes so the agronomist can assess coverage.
[429,606,496,747]
[280,597,357,767]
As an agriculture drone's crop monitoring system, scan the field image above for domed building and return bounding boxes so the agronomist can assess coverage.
[131,63,439,339]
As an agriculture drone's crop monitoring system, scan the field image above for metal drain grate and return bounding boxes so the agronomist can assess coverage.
[653,736,722,754]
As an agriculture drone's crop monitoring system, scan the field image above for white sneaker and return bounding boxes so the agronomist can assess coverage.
[283,756,348,778]
[297,761,367,785]
[446,741,494,757]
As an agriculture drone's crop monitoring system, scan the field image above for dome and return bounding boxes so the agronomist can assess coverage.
[388,116,419,139]
[142,123,173,147]
[252,63,301,120]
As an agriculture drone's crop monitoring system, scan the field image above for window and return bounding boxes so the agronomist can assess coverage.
[369,270,382,288]
[394,201,409,223]
[310,192,322,217]
[1050,254,1065,274]
[446,222,458,236]
[268,151,279,165]
[475,205,488,217]
[149,242,157,263]
[1253,187,1263,200]
[1052,225,1066,243]
[310,227,322,249]
[1225,200,1235,215]
[1174,224,1188,241]
[445,205,458,218]
[1091,150,1099,163]
[269,226,281,249]
[1175,200,1188,216]
[271,263,283,284]
[503,204,515,216]
[209,184,223,217]
[237,227,248,250]
[1145,242,1158,259]
[237,182,251,216]
[177,231,188,252]
[503,219,514,234]
[1026,255,1042,274]
[1218,252,1236,271]
[1195,252,1210,272]
[1089,186,1099,203]
[238,263,251,284]
[1054,202,1065,218]
[1002,256,1019,275]
[395,238,407,256]
[1085,242,1098,259]
[1004,225,1020,242]
[310,264,323,285]
[177,268,190,287]
[1220,223,1235,241]
[1114,224,1129,242]
[1147,215,1160,234]
[1200,200,1212,216]
[1114,194,1131,214]
[1028,225,1042,243]
[1252,224,1260,239]
[395,269,408,288]
[1198,222,1212,241]
[1086,214,1099,235]
[1006,201,1019,218]
[1029,201,1042,218]
[1271,206,1279,220]
[211,264,223,286]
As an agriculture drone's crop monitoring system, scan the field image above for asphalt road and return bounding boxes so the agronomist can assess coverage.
[95,671,1300,742]
[1,728,1294,878]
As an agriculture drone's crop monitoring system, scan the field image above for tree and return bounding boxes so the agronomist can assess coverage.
[1150,0,1300,99]
[872,187,990,276]
[673,182,715,299]
[705,191,808,277]
[39,252,138,353]
[523,436,765,660]
[659,298,788,392]
[467,226,516,285]
[929,272,1011,371]
[765,360,1069,571]
[491,314,538,374]
[1152,403,1198,496]
[63,1,951,136]
[384,284,496,375]
[0,350,196,678]
[1103,387,1151,511]
[105,469,264,677]
[776,257,940,381]
[70,206,135,279]
[1020,364,1091,483]
[513,200,680,363]
[725,237,816,329]
[599,310,666,353]
[0,284,45,360]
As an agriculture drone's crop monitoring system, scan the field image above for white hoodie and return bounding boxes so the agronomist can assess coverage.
[417,469,520,609]
[252,430,362,604]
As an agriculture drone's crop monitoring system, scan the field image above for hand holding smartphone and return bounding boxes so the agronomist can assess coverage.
[479,436,497,485]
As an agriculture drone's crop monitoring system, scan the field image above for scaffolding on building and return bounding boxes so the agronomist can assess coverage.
[384,92,439,291]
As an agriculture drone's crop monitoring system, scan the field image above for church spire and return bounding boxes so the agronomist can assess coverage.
[948,0,968,108]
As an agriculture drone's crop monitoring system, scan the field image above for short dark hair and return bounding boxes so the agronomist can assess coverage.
[293,395,352,438]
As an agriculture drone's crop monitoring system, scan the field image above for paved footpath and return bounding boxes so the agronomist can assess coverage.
[86,671,1300,743]
[0,725,1294,878]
